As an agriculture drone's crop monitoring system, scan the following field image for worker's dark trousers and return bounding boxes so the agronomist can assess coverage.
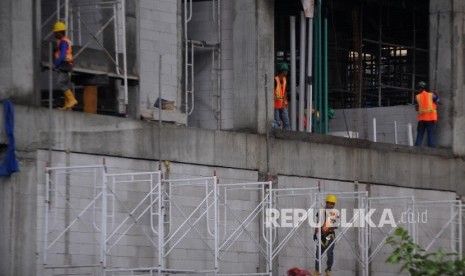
[315,239,334,271]
[415,121,436,148]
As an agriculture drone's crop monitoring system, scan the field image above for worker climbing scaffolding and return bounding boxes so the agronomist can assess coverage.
[52,21,78,110]
[313,194,338,276]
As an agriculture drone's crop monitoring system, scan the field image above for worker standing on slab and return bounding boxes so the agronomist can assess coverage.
[414,81,440,148]
[313,194,337,276]
[274,63,291,130]
[53,21,78,110]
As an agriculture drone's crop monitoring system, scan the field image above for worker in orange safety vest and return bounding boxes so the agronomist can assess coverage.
[414,81,440,148]
[274,63,291,130]
[53,21,78,110]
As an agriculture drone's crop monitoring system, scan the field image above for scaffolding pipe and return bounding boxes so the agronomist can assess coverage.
[299,12,306,132]
[324,18,328,134]
[407,123,413,146]
[306,17,313,133]
[378,6,382,107]
[217,0,222,130]
[77,6,82,45]
[313,9,319,133]
[114,5,120,75]
[290,16,297,131]
[317,3,323,134]
[57,0,61,20]
[48,42,53,164]
[65,0,69,32]
[184,0,194,117]
[373,117,377,142]
[411,10,417,104]
[69,5,74,42]
[120,0,129,109]
[394,121,398,144]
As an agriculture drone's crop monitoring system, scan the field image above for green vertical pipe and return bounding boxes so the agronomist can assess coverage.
[313,9,319,132]
[318,3,323,134]
[324,18,329,134]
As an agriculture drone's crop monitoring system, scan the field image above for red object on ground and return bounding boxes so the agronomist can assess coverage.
[287,267,312,276]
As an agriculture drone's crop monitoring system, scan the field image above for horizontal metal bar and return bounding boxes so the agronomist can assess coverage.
[43,264,101,269]
[106,171,160,177]
[363,38,428,52]
[46,165,104,171]
[218,182,270,187]
[163,177,215,183]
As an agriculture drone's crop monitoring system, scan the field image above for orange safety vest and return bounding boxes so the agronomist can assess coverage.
[54,36,74,65]
[274,76,288,109]
[416,91,437,122]
[321,210,337,235]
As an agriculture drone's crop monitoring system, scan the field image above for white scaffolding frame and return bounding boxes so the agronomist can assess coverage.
[410,200,463,259]
[41,0,129,111]
[270,187,319,265]
[365,196,415,276]
[43,165,105,268]
[217,181,273,276]
[311,191,369,276]
[43,166,463,275]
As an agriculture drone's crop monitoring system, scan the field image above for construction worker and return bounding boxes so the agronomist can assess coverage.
[53,21,78,110]
[287,267,312,276]
[313,194,337,276]
[274,62,291,130]
[414,81,440,148]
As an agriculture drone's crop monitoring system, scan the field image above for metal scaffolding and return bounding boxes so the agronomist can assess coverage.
[42,165,464,275]
[183,0,222,128]
[41,0,129,113]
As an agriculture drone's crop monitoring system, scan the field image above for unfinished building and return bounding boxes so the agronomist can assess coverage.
[0,0,464,275]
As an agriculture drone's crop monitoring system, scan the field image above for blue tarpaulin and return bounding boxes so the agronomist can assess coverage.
[0,100,19,176]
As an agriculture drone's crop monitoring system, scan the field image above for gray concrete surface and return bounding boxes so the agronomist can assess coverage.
[430,0,465,155]
[232,0,274,133]
[139,0,182,110]
[1,0,465,275]
[1,105,463,276]
[330,106,417,145]
[3,105,464,197]
[0,159,38,276]
[0,0,35,103]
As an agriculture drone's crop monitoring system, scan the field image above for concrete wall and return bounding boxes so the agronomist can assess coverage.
[188,0,274,132]
[232,0,274,133]
[0,158,38,276]
[3,105,463,196]
[188,1,222,129]
[139,0,181,111]
[330,106,417,145]
[28,151,458,276]
[0,0,35,103]
[187,1,234,130]
[430,0,465,154]
[0,105,463,275]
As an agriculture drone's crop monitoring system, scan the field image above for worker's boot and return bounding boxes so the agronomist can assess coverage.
[60,89,78,110]
[313,271,321,276]
[325,269,331,276]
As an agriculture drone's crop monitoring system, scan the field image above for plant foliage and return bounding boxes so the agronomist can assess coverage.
[386,227,465,275]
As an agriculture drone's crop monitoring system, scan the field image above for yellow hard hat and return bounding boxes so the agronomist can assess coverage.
[325,194,337,204]
[53,21,66,32]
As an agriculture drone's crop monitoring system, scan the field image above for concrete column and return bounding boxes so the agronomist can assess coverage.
[430,0,465,154]
[450,1,465,155]
[233,0,274,134]
[0,0,35,103]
